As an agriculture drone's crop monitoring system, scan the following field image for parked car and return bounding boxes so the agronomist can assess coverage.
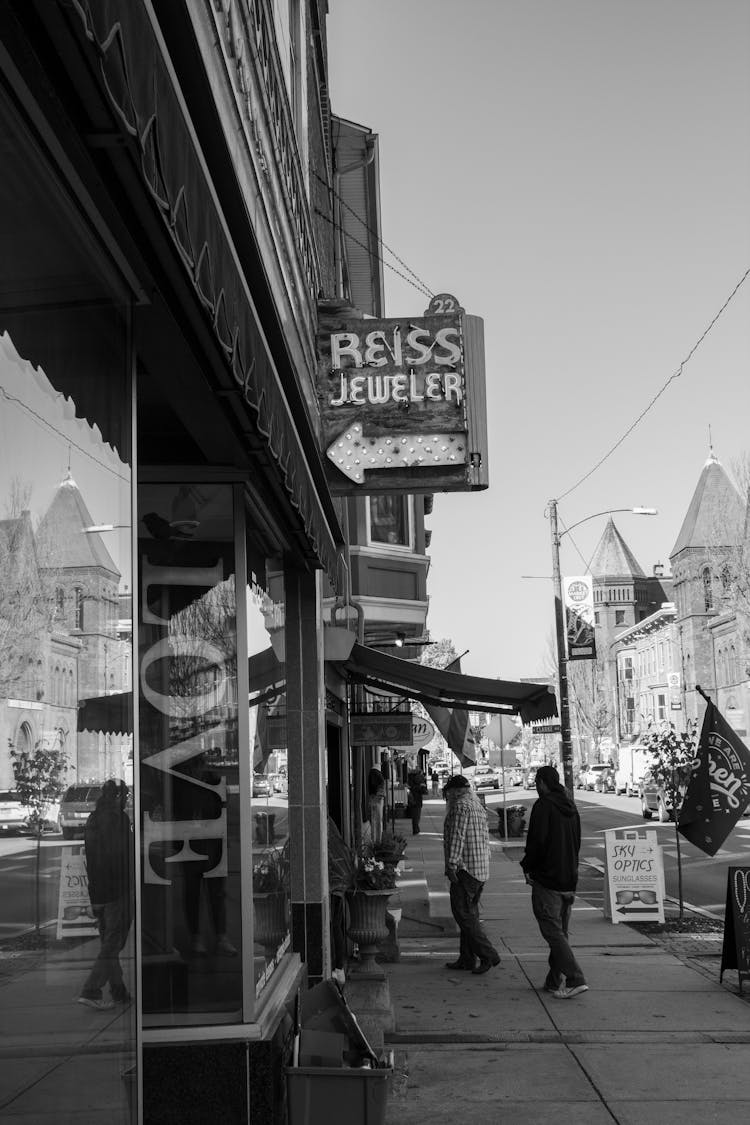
[252,774,272,798]
[59,784,103,839]
[524,764,544,788]
[593,766,616,793]
[473,765,500,790]
[0,790,27,835]
[580,764,612,791]
[639,767,691,823]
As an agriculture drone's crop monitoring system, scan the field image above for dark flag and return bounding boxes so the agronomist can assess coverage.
[678,701,750,857]
[423,655,476,767]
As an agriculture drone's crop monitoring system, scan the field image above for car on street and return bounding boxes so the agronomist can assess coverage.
[0,791,27,834]
[524,764,544,788]
[473,765,500,790]
[252,774,272,798]
[639,767,691,822]
[579,764,612,791]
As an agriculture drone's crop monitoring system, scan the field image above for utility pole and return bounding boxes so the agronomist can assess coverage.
[548,499,575,797]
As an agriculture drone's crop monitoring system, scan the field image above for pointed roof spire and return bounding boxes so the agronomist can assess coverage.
[670,453,744,557]
[36,474,120,574]
[589,517,646,579]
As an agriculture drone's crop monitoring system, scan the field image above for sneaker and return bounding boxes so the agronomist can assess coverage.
[551,984,589,999]
[78,996,115,1012]
[215,935,238,957]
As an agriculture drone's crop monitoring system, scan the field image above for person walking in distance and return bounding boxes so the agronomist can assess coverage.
[442,775,501,974]
[520,765,588,999]
[78,780,134,1010]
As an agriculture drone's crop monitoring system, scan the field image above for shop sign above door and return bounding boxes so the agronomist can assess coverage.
[317,295,488,494]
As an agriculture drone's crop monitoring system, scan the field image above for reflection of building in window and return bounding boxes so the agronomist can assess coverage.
[369,495,409,546]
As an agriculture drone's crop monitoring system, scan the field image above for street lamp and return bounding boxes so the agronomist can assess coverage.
[548,501,658,797]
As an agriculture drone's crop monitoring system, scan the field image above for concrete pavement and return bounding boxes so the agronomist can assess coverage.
[383,795,750,1125]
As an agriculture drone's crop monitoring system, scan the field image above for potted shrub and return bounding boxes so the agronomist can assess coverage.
[347,843,397,971]
[252,844,289,953]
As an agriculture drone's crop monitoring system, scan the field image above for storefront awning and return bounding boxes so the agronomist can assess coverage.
[342,644,557,724]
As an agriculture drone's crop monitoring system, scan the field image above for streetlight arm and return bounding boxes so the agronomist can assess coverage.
[556,507,658,541]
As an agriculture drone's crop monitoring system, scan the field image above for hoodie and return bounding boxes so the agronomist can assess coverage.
[520,786,581,892]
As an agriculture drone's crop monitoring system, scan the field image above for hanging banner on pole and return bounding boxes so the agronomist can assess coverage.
[563,575,596,661]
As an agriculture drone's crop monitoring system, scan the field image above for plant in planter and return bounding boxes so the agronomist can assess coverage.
[347,843,398,972]
[373,829,407,866]
[252,844,290,954]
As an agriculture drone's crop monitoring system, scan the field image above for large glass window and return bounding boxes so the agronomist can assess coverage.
[137,484,289,1024]
[0,85,135,1121]
[138,483,241,1023]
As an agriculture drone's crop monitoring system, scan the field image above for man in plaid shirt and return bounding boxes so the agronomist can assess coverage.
[443,775,501,974]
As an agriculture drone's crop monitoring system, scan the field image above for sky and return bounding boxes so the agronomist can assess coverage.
[327,0,750,682]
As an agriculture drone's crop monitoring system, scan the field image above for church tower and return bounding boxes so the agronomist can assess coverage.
[669,452,745,723]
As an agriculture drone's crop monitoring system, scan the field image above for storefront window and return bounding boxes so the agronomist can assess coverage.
[247,551,288,995]
[137,484,289,1023]
[138,483,241,1023]
[0,86,135,1121]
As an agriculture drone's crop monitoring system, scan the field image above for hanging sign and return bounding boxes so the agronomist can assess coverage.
[603,828,665,923]
[351,713,413,746]
[317,295,488,494]
[720,867,750,993]
[563,575,597,661]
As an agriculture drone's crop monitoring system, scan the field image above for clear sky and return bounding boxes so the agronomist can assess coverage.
[327,0,750,681]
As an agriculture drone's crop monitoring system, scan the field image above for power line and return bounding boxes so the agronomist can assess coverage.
[313,169,435,299]
[0,384,130,483]
[558,266,750,502]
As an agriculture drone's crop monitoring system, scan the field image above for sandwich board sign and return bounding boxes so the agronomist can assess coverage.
[56,844,99,939]
[603,828,665,924]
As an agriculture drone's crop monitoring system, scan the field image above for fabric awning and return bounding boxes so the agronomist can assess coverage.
[342,644,557,724]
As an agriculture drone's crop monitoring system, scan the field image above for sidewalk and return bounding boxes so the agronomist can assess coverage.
[383,796,750,1125]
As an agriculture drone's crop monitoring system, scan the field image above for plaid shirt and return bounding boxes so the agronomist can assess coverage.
[443,791,490,883]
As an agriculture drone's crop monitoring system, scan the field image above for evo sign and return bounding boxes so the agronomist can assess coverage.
[317,295,488,494]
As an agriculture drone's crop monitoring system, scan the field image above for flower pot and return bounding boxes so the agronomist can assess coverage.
[347,889,392,973]
[253,891,288,954]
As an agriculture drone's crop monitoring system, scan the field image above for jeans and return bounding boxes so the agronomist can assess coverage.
[531,882,586,988]
[449,870,499,965]
[81,897,132,999]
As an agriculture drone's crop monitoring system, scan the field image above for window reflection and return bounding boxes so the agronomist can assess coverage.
[1,77,135,1118]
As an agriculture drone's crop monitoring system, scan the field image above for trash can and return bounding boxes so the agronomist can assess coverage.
[498,805,526,838]
[285,1063,391,1125]
[254,811,276,843]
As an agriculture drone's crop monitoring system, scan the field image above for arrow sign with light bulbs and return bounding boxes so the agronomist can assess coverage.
[316,295,488,495]
[326,421,467,484]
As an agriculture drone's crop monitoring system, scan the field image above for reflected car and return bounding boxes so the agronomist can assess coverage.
[0,791,27,834]
[252,775,272,798]
[59,784,103,839]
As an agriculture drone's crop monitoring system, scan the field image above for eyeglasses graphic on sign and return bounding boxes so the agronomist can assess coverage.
[615,890,657,905]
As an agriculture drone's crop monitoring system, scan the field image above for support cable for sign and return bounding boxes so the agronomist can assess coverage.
[314,207,433,300]
[312,169,435,298]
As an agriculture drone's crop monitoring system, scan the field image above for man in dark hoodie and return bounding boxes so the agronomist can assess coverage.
[520,765,588,999]
[78,779,134,1010]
